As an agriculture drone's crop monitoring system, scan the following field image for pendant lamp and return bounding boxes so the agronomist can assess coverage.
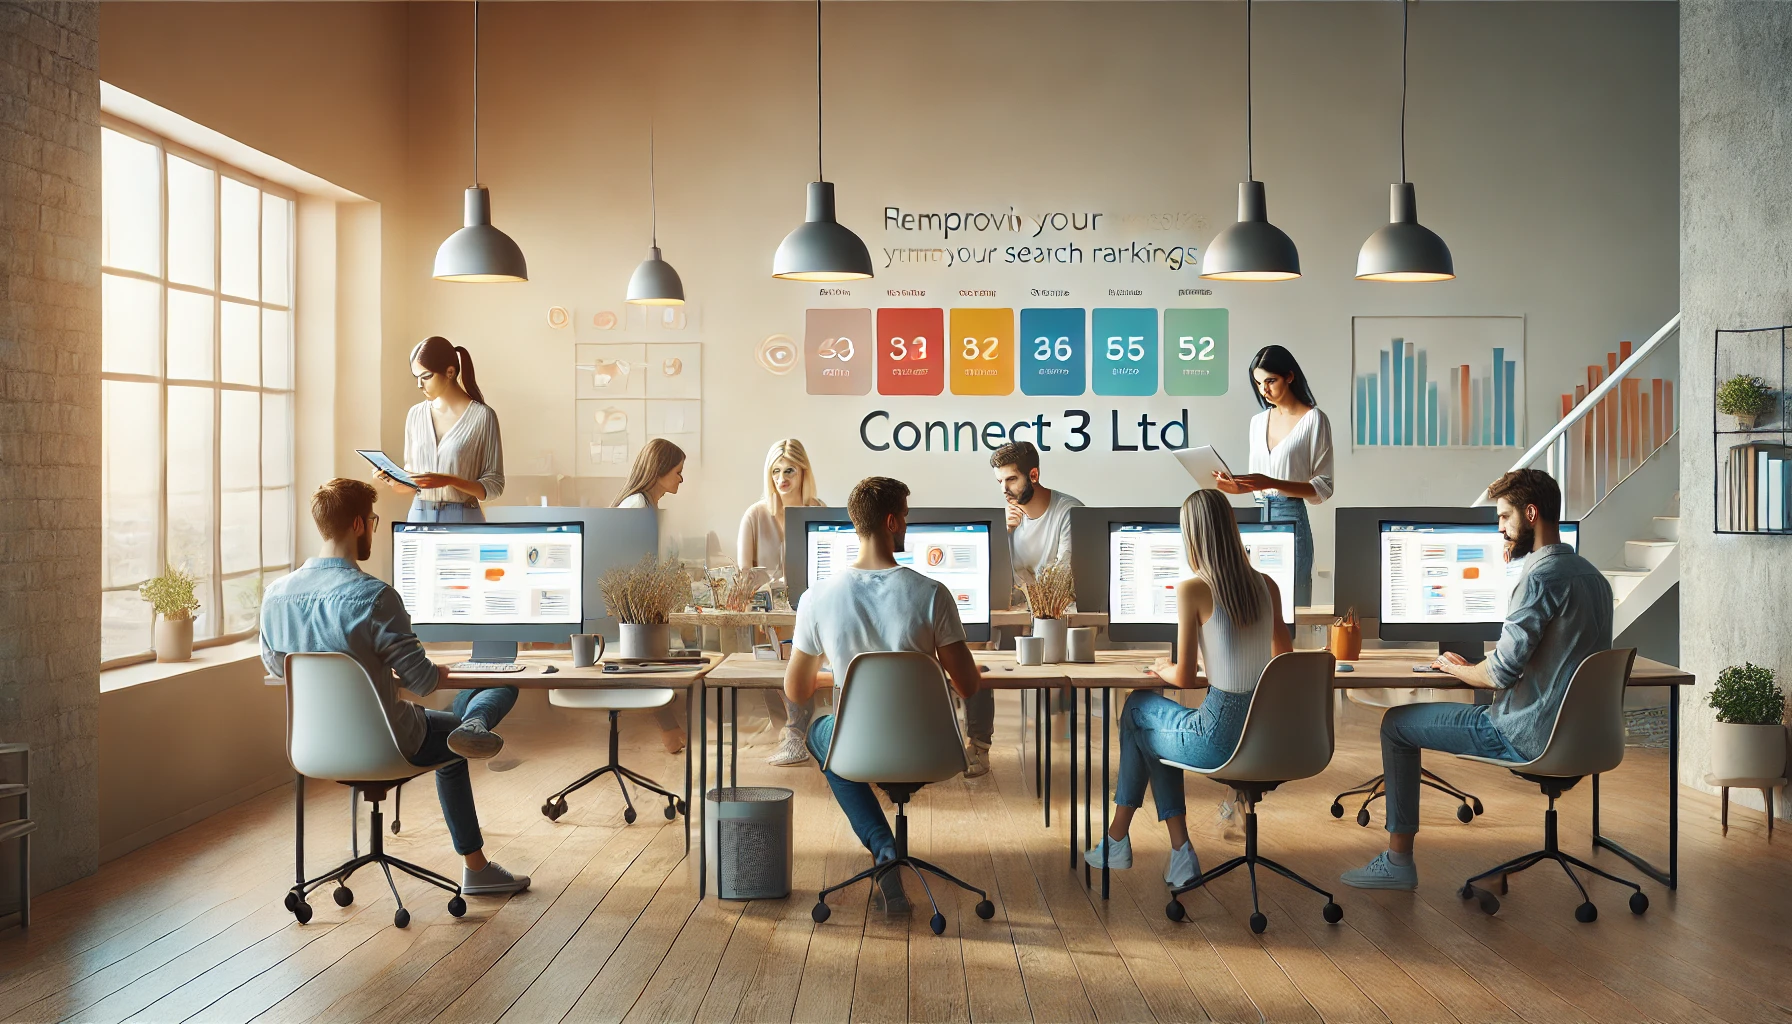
[772,0,873,282]
[1202,0,1300,282]
[627,126,685,305]
[1356,0,1454,282]
[434,1,527,283]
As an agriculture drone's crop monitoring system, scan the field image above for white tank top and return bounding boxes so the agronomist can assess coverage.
[1196,572,1276,694]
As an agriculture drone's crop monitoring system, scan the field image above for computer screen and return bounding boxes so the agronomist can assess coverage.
[805,521,992,627]
[1379,520,1579,625]
[1107,521,1297,625]
[393,522,584,632]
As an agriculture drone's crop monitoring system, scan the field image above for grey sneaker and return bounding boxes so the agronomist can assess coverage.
[766,727,810,767]
[447,719,503,760]
[963,740,991,779]
[461,861,530,896]
[873,864,911,914]
[1341,852,1418,891]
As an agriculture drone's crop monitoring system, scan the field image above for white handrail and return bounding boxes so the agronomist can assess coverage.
[1472,312,1681,506]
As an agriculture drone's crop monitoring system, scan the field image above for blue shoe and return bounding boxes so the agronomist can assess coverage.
[1084,834,1133,870]
[1341,852,1418,891]
[1165,842,1201,888]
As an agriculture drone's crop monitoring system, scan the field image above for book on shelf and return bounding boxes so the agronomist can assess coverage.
[1728,442,1792,532]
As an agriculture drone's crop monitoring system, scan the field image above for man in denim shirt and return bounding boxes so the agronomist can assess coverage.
[262,478,529,897]
[1343,469,1612,890]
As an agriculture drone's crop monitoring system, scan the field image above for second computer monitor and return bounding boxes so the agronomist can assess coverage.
[1068,504,1276,646]
[1377,517,1579,653]
[393,521,585,647]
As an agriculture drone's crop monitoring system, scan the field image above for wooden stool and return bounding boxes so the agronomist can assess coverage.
[1703,774,1786,837]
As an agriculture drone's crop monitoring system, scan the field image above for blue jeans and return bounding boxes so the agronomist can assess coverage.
[1115,688,1251,821]
[807,714,897,861]
[405,685,519,855]
[1381,702,1520,836]
[1263,496,1313,608]
[406,498,484,523]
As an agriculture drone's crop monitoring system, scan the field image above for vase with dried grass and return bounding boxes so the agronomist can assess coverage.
[599,556,688,659]
[1021,559,1075,663]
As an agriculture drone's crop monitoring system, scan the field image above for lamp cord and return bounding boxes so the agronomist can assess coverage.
[1245,0,1253,182]
[816,0,823,182]
[1400,0,1409,184]
[649,123,658,247]
[473,0,480,187]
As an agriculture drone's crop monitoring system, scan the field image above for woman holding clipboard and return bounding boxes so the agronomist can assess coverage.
[376,336,505,524]
[1214,345,1333,608]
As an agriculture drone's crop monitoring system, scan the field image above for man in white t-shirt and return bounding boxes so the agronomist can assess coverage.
[962,441,1084,777]
[785,476,983,915]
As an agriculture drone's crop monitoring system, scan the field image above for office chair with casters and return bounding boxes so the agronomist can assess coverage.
[1165,651,1344,934]
[1331,690,1483,826]
[1457,648,1648,923]
[811,652,997,935]
[541,688,686,824]
[283,653,466,929]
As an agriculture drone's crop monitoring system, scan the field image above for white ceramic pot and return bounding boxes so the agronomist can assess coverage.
[154,616,194,663]
[1033,617,1068,664]
[619,622,671,661]
[1711,722,1788,781]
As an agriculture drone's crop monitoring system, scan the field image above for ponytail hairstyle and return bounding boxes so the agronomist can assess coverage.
[410,335,485,405]
[1180,489,1266,627]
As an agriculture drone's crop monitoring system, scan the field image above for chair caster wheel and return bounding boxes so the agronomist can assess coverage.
[333,886,353,907]
[1575,902,1597,924]
[448,896,467,917]
[1356,809,1371,827]
[391,820,401,835]
[1477,890,1501,916]
[1457,804,1475,823]
[1165,900,1186,922]
[930,913,946,935]
[1471,798,1485,815]
[543,800,566,822]
[293,899,313,924]
[623,807,638,824]
[394,908,411,929]
[284,891,299,912]
[1458,884,1475,900]
[664,803,678,820]
[811,902,831,924]
[1329,802,1344,818]
[1629,891,1648,915]
[975,900,995,920]
[1249,912,1268,934]
[1322,902,1343,924]
[676,799,688,816]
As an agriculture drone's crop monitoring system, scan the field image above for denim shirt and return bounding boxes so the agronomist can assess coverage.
[1484,544,1614,761]
[260,557,439,757]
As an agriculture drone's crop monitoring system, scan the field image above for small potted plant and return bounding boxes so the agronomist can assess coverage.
[599,556,688,660]
[139,567,201,662]
[1709,662,1788,780]
[1021,559,1075,664]
[1716,374,1777,430]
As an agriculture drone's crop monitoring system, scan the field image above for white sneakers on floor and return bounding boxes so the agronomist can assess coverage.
[1083,834,1133,870]
[1340,851,1418,890]
[1165,842,1201,888]
[766,728,810,767]
[461,861,530,896]
[1083,834,1200,887]
[963,740,991,778]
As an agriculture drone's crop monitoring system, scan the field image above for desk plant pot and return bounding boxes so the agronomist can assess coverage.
[619,623,671,661]
[600,556,688,661]
[154,616,194,663]
[1020,558,1075,665]
[1032,617,1067,664]
[1709,662,1788,779]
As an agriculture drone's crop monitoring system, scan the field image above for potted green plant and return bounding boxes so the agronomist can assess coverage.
[1716,374,1777,430]
[599,556,688,660]
[139,568,201,662]
[1709,662,1788,780]
[1021,559,1075,664]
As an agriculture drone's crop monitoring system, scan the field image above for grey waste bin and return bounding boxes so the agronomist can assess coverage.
[705,786,794,900]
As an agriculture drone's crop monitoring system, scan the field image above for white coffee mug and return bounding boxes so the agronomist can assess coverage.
[570,633,605,667]
[1015,636,1045,666]
[1066,626,1097,663]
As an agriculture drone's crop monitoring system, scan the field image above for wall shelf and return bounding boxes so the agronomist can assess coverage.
[1713,325,1791,534]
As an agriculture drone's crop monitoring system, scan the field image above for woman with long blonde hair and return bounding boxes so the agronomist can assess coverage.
[737,439,827,765]
[613,438,688,753]
[1083,489,1292,887]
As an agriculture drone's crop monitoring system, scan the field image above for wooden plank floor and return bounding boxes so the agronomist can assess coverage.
[2,691,1788,1024]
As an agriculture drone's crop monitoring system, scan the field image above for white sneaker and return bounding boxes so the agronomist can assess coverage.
[1165,842,1201,888]
[1084,834,1133,870]
[1340,852,1418,891]
[766,728,810,767]
[447,719,503,760]
[964,740,991,779]
[461,861,530,896]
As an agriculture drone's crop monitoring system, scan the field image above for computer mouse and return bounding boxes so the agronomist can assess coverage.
[541,664,559,674]
[1337,663,1354,673]
[979,664,990,673]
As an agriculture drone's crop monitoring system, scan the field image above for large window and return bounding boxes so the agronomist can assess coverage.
[100,119,295,665]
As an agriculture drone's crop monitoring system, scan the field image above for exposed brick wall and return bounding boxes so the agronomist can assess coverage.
[0,0,101,899]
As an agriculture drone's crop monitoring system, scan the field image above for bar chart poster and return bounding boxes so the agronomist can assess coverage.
[1350,316,1526,449]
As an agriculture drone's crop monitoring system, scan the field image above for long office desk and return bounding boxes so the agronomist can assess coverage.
[671,607,1339,639]
[707,649,1694,898]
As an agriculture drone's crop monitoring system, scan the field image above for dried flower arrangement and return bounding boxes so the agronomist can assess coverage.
[1021,558,1075,620]
[707,566,771,613]
[598,556,688,625]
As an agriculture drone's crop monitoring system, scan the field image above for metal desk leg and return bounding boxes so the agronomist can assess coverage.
[698,680,708,900]
[1033,688,1043,801]
[1083,687,1092,888]
[730,687,739,789]
[1102,687,1111,900]
[1067,686,1076,868]
[684,686,693,855]
[1591,685,1678,889]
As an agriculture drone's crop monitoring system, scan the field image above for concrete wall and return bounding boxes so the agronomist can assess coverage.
[1679,1,1792,817]
[0,0,101,903]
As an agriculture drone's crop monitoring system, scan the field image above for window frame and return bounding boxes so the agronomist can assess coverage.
[99,114,297,669]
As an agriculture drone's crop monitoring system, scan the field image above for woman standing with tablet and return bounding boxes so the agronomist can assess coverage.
[378,336,505,524]
[1215,345,1333,608]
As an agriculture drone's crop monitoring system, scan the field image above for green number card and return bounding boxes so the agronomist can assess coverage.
[1163,308,1228,397]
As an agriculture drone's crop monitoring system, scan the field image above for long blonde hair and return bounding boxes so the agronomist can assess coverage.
[762,438,820,528]
[1180,490,1266,627]
[614,438,686,508]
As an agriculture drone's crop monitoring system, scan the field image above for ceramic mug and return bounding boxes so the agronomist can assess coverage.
[1066,626,1097,663]
[570,633,605,667]
[1015,636,1045,666]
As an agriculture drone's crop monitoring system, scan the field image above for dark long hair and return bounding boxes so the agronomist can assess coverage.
[410,336,485,405]
[1247,345,1317,410]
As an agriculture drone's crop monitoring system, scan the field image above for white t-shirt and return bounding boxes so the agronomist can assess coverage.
[793,566,968,698]
[1010,488,1083,585]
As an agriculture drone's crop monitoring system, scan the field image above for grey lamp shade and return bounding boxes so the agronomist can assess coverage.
[1200,181,1301,282]
[434,187,528,283]
[627,247,685,305]
[1356,183,1455,282]
[773,181,873,282]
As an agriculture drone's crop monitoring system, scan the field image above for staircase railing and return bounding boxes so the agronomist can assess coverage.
[1474,314,1680,519]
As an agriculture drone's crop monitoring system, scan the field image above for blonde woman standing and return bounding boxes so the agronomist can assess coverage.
[737,439,827,766]
[613,438,689,754]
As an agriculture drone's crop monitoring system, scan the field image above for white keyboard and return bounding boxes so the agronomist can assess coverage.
[449,661,527,673]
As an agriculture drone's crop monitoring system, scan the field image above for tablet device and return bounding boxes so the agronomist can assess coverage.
[1172,445,1234,489]
[356,449,419,490]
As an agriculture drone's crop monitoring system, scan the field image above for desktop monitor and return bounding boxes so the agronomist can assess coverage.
[1068,504,1266,647]
[485,505,658,639]
[392,521,585,658]
[1376,516,1579,659]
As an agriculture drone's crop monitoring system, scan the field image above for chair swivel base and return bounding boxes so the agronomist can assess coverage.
[811,796,995,935]
[1169,787,1342,934]
[286,789,464,929]
[542,710,687,824]
[1459,782,1647,923]
[1332,768,1484,827]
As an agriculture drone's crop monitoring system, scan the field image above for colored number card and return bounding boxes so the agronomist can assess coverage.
[1019,308,1087,396]
[1163,308,1229,397]
[876,308,945,396]
[1091,307,1158,396]
[804,308,874,395]
[948,308,1016,396]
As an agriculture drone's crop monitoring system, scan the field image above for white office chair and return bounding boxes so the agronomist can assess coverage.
[541,688,686,824]
[1331,688,1485,826]
[284,653,466,929]
[812,652,997,935]
[1163,651,1344,934]
[1456,648,1648,923]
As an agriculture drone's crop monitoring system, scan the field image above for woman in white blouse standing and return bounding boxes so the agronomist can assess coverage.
[381,336,505,523]
[737,438,826,767]
[1215,345,1333,608]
